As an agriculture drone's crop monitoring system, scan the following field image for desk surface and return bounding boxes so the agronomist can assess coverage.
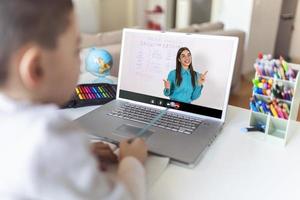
[61,105,300,200]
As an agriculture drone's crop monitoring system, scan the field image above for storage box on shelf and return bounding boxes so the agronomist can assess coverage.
[248,54,300,145]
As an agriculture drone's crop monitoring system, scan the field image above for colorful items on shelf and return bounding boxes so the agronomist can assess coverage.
[250,53,296,120]
[252,77,294,101]
[145,5,164,30]
[254,52,298,81]
[146,21,161,30]
[145,5,163,14]
[250,96,290,119]
[272,83,294,101]
[247,54,300,144]
[252,77,272,96]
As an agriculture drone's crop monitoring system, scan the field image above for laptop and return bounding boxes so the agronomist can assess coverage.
[75,29,238,167]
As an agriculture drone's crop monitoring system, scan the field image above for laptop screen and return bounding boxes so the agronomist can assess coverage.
[117,29,238,121]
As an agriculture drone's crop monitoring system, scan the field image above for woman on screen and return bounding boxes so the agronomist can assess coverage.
[163,47,207,104]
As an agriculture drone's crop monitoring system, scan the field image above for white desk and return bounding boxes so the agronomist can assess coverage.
[61,105,300,200]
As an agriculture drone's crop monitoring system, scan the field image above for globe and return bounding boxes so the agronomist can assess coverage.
[85,47,113,83]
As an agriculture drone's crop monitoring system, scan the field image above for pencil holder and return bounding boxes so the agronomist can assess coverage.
[248,53,300,145]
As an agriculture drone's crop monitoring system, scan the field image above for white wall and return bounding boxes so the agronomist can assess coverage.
[176,0,192,28]
[73,0,102,33]
[244,0,282,74]
[99,0,129,31]
[211,0,253,74]
[135,0,147,27]
[73,0,140,33]
[290,1,300,63]
[211,0,283,74]
[211,0,253,32]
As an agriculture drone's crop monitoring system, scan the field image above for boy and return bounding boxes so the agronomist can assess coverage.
[0,0,148,199]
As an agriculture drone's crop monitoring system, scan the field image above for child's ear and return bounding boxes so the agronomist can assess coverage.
[19,47,43,89]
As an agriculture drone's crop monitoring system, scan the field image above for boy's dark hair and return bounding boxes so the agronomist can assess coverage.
[0,0,73,85]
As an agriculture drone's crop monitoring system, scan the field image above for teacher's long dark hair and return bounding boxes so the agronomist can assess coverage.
[175,47,197,87]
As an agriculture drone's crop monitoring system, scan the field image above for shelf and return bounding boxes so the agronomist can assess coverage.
[253,93,292,104]
[276,98,292,105]
[267,117,287,139]
[253,93,271,101]
[146,0,175,30]
[274,80,295,87]
[255,74,273,80]
[274,77,296,84]
[249,112,267,134]
[248,60,300,145]
[256,74,296,84]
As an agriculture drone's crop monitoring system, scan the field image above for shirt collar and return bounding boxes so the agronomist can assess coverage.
[0,93,35,112]
[181,66,190,75]
[0,93,59,113]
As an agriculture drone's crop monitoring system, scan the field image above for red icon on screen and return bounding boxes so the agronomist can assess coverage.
[167,102,180,109]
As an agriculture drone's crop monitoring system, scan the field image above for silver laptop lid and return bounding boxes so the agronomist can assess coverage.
[117,29,238,122]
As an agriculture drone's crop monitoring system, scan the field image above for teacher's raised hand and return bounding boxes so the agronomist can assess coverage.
[163,79,170,89]
[198,71,208,85]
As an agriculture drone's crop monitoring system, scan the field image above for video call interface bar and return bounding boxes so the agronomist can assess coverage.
[119,90,222,119]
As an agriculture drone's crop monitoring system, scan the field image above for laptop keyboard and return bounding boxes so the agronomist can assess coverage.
[107,103,203,134]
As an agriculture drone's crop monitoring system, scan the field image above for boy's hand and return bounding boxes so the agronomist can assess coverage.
[198,71,208,85]
[163,79,170,89]
[91,142,118,171]
[119,138,148,164]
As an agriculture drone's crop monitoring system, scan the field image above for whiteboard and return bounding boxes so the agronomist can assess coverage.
[118,29,238,111]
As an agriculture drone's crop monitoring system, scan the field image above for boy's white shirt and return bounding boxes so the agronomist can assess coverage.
[0,94,146,200]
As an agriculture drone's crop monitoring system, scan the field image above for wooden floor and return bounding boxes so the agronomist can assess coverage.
[229,75,253,109]
[228,74,300,121]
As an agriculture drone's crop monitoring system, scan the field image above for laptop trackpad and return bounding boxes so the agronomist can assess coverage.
[113,124,154,139]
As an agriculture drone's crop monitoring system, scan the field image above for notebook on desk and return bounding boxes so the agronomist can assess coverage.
[75,29,238,167]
